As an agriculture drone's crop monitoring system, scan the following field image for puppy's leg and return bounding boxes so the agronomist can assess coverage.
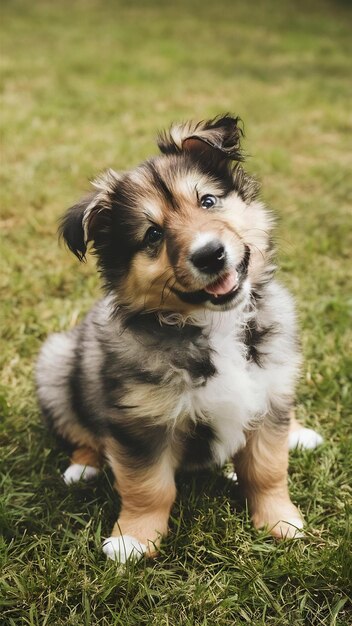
[103,441,176,563]
[289,412,323,450]
[235,417,304,539]
[63,445,103,485]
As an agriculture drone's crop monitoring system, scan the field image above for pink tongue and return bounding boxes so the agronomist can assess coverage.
[204,272,238,296]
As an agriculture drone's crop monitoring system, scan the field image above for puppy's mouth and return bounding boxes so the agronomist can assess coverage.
[204,272,238,298]
[172,246,250,307]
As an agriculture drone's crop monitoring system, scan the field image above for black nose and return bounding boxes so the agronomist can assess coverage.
[190,241,226,274]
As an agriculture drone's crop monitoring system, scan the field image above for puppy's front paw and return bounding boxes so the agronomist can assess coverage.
[62,463,99,485]
[252,498,305,540]
[289,427,323,450]
[269,517,305,540]
[102,535,147,563]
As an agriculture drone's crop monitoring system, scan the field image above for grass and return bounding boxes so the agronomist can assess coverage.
[1,0,351,623]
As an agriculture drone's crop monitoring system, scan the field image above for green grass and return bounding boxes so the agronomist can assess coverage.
[1,0,351,623]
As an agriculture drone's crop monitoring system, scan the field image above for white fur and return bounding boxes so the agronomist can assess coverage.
[225,470,238,482]
[289,428,323,450]
[280,518,304,538]
[188,231,242,288]
[190,231,219,255]
[286,517,304,531]
[187,301,269,463]
[38,281,306,477]
[127,280,301,466]
[180,282,301,465]
[63,463,99,485]
[91,168,121,192]
[82,192,106,244]
[102,535,147,563]
[172,171,224,200]
[36,332,85,441]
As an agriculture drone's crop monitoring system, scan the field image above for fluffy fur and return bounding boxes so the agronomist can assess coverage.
[36,115,322,563]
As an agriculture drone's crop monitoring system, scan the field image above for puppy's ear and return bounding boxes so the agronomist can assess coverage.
[157,114,244,161]
[59,169,120,261]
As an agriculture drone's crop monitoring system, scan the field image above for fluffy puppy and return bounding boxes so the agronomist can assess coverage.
[36,115,323,563]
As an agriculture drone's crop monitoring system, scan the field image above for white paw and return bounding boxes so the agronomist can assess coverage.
[102,535,147,563]
[271,516,305,539]
[283,517,305,538]
[225,470,238,482]
[63,463,99,485]
[289,428,323,450]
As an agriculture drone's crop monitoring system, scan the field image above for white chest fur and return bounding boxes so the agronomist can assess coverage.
[182,309,268,465]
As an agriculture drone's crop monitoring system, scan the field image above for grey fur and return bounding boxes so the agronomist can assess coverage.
[36,280,300,470]
[35,116,326,562]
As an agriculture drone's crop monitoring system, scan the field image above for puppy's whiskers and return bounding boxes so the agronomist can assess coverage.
[160,276,176,307]
[246,242,265,261]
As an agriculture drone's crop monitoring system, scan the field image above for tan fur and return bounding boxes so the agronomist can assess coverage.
[56,419,101,453]
[289,413,304,433]
[71,445,103,469]
[105,439,176,556]
[121,246,180,313]
[234,420,303,539]
[118,167,272,314]
[120,180,272,314]
[82,152,274,316]
[43,115,314,562]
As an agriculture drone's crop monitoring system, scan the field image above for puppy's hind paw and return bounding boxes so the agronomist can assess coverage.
[62,463,100,485]
[289,428,323,450]
[224,470,238,482]
[102,535,147,563]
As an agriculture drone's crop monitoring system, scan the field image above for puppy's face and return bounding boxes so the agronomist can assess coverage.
[61,116,273,315]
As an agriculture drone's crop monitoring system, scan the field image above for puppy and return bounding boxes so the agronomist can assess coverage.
[36,115,323,563]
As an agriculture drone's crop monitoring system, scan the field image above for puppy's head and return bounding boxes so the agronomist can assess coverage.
[60,115,274,315]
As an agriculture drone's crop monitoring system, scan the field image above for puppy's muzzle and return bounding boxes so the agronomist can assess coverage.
[190,241,226,275]
[172,245,251,307]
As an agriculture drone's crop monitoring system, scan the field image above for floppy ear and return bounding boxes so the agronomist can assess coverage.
[59,169,120,261]
[157,114,244,161]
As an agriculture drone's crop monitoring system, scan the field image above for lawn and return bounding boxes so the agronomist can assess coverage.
[1,0,351,624]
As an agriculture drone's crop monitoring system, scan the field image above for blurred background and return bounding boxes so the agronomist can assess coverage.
[2,0,351,426]
[1,1,351,624]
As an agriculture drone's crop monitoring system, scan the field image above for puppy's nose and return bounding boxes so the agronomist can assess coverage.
[190,241,226,274]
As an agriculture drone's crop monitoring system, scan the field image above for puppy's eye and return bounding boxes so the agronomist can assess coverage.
[200,194,217,209]
[144,226,164,246]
